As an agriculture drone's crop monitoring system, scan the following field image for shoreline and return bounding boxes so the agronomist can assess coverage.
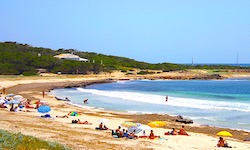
[50,78,250,133]
[5,79,250,139]
[53,89,250,133]
[1,76,250,149]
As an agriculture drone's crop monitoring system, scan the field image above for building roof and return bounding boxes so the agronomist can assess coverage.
[54,53,80,59]
[54,53,89,62]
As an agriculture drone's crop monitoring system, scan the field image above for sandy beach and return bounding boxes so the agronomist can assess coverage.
[0,73,250,150]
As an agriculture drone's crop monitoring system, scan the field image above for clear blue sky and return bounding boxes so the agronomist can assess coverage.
[1,0,250,64]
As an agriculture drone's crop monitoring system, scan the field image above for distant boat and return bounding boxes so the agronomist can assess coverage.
[55,96,70,101]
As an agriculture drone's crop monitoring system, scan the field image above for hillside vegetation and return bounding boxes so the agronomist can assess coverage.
[0,42,245,75]
[0,129,70,150]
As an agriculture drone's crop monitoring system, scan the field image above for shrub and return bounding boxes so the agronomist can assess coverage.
[0,129,71,150]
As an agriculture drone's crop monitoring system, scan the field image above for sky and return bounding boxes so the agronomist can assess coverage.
[1,0,250,64]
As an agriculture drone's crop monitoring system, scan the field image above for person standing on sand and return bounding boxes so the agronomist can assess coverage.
[166,96,168,102]
[2,87,5,94]
[42,90,45,98]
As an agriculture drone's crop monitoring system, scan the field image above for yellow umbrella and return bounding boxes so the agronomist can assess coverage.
[121,121,137,128]
[148,121,166,128]
[216,131,233,137]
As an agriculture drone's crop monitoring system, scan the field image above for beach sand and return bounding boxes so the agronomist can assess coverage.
[0,74,250,150]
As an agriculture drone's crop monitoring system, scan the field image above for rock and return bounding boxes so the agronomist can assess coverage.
[175,115,193,124]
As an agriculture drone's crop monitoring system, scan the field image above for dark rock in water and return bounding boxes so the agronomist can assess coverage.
[176,119,193,124]
[175,115,193,124]
[177,115,183,119]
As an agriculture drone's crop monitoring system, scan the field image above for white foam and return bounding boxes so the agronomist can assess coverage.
[127,110,153,114]
[76,88,250,112]
[188,116,221,122]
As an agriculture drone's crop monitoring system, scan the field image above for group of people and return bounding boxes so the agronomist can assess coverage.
[165,125,189,136]
[96,122,109,130]
[112,126,138,139]
[0,92,48,113]
[1,89,233,147]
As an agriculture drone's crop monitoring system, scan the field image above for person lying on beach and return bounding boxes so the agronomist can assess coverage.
[77,119,92,125]
[178,125,189,135]
[217,137,232,148]
[56,115,69,118]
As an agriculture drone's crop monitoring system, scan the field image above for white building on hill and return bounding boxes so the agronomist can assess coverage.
[54,53,89,62]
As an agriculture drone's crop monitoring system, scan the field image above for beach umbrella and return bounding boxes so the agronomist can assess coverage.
[137,124,152,131]
[0,98,6,104]
[13,95,23,100]
[6,94,15,97]
[121,121,138,128]
[128,126,143,134]
[69,111,80,116]
[148,121,166,128]
[98,118,109,123]
[216,131,233,137]
[7,100,21,104]
[37,105,51,113]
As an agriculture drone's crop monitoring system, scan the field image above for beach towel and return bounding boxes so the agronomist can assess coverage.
[41,114,52,118]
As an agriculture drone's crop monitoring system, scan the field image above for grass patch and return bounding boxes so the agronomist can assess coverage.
[0,129,71,150]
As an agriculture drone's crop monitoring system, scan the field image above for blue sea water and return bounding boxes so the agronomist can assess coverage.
[51,79,250,131]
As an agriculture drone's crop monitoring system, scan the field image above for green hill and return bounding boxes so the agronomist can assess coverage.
[0,41,244,75]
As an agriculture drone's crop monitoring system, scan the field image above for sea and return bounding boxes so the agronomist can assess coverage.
[51,78,250,131]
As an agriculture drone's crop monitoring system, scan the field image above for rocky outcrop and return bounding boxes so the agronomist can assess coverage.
[175,115,193,124]
[138,73,224,80]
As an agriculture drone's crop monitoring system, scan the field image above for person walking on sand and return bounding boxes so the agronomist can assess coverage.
[166,96,168,102]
